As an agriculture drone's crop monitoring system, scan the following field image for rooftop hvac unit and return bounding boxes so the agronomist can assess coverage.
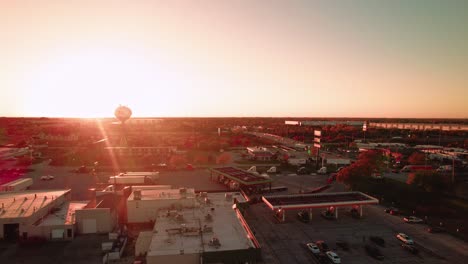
[134,189,142,200]
[225,193,233,201]
[204,197,210,204]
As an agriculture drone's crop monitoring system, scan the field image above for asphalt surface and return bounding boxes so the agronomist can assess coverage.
[243,173,467,264]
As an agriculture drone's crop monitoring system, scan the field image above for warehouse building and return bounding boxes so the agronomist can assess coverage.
[131,189,261,264]
[0,189,115,241]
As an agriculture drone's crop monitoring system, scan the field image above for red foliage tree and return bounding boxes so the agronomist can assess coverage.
[408,152,426,165]
[216,153,232,165]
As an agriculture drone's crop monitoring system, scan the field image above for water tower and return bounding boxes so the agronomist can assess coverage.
[114,105,132,147]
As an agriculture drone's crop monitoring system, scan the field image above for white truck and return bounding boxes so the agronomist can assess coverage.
[0,178,33,192]
[317,167,327,174]
[119,171,160,181]
[108,176,147,185]
[288,158,307,166]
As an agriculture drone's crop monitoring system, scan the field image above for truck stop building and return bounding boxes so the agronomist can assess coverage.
[132,189,261,264]
[262,192,379,221]
[210,167,273,193]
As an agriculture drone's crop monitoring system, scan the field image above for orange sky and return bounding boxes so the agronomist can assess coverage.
[1,1,467,118]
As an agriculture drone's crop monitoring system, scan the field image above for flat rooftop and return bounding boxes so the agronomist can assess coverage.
[147,192,253,257]
[210,167,273,185]
[0,190,70,219]
[128,188,196,201]
[36,201,88,226]
[262,192,379,210]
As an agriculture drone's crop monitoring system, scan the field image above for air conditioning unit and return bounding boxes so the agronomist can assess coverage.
[134,189,142,200]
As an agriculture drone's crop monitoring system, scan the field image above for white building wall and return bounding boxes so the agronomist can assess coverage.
[127,198,196,223]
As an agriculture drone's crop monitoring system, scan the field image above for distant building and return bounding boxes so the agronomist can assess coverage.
[104,146,176,156]
[285,120,365,126]
[369,122,468,131]
[246,146,274,161]
[0,147,30,160]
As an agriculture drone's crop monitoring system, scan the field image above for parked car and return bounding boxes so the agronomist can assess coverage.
[403,216,424,224]
[306,243,320,254]
[321,210,335,220]
[396,233,414,245]
[40,175,54,181]
[401,244,419,254]
[350,208,360,219]
[315,240,329,252]
[325,251,341,264]
[336,240,350,251]
[365,244,384,260]
[297,167,310,175]
[384,207,400,215]
[297,211,310,223]
[427,226,445,233]
[74,165,90,173]
[369,236,385,247]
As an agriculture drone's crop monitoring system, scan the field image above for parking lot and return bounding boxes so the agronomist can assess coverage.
[245,199,468,264]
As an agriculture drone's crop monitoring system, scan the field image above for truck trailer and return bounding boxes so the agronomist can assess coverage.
[119,171,160,181]
[108,176,149,185]
[0,178,33,192]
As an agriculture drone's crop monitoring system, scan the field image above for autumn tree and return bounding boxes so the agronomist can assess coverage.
[336,150,386,189]
[407,152,426,165]
[216,152,232,165]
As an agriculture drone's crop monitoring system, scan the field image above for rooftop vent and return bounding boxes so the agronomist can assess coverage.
[209,237,221,248]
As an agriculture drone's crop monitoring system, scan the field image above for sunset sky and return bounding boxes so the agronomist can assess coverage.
[1,1,467,118]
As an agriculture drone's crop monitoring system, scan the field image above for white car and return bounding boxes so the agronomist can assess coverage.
[403,216,424,224]
[326,251,341,264]
[396,233,414,245]
[40,175,54,180]
[306,243,320,254]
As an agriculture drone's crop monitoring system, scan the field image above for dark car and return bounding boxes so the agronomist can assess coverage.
[350,208,360,219]
[315,241,329,252]
[297,167,309,175]
[401,244,419,254]
[384,207,400,215]
[297,211,310,223]
[365,244,384,260]
[336,240,350,251]
[321,210,335,220]
[427,226,445,233]
[75,165,90,173]
[369,236,385,247]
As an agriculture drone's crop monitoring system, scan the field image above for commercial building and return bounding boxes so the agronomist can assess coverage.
[246,147,274,161]
[210,167,273,192]
[132,189,261,264]
[127,188,197,223]
[262,191,379,221]
[0,189,115,241]
[369,122,468,131]
[285,120,365,127]
[104,146,176,156]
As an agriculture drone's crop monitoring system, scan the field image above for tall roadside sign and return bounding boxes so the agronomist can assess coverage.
[362,122,367,142]
[314,130,321,169]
